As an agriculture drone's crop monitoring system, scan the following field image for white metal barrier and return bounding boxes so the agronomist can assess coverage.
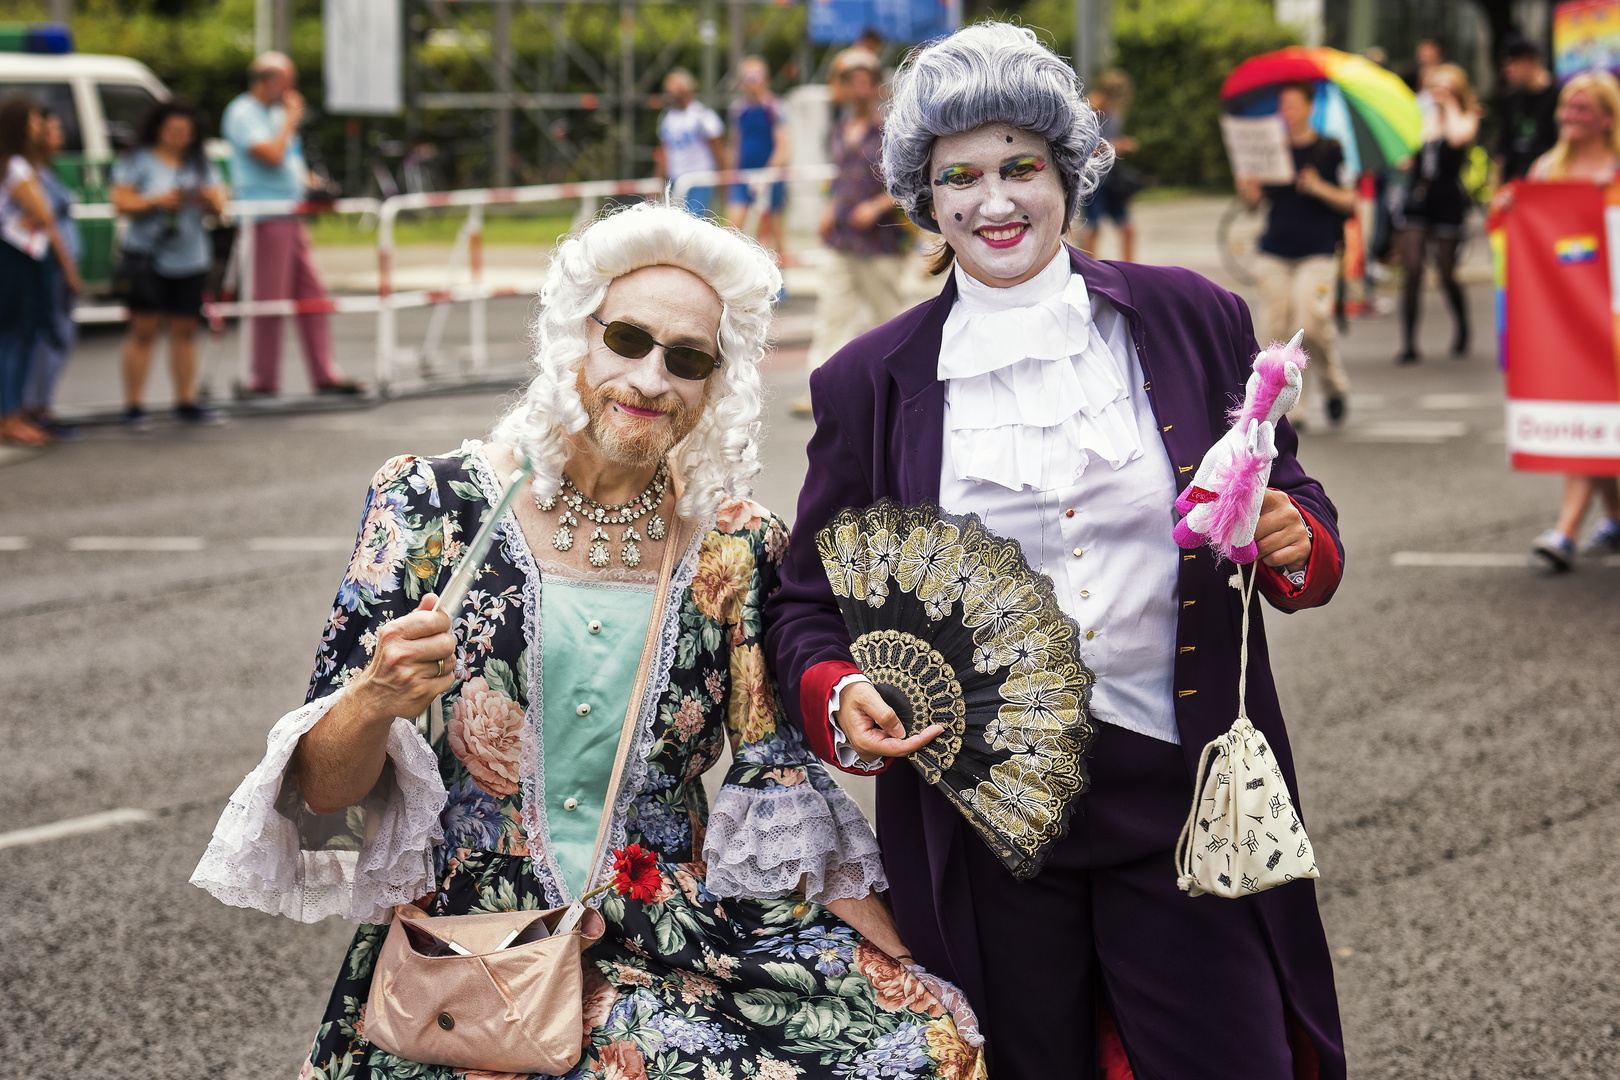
[67,165,845,405]
[374,177,667,390]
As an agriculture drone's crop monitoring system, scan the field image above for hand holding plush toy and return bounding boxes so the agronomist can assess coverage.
[1172,331,1309,564]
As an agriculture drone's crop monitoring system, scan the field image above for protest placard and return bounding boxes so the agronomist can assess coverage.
[1219,115,1295,184]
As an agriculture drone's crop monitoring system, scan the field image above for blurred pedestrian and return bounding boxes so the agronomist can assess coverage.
[804,49,905,376]
[1236,82,1356,427]
[0,94,79,448]
[223,51,362,398]
[1077,69,1139,262]
[655,69,726,219]
[725,56,788,257]
[110,99,227,429]
[1393,63,1480,364]
[1494,35,1558,183]
[21,106,79,438]
[1512,72,1620,569]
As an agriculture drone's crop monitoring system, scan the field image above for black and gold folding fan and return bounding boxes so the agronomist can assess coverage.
[816,499,1096,880]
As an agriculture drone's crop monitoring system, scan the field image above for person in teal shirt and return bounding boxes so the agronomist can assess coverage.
[220,51,361,397]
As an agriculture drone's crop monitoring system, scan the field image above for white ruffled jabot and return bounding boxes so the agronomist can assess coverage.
[939,248,1143,491]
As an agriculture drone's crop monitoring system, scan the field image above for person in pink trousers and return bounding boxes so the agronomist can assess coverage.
[222,52,362,397]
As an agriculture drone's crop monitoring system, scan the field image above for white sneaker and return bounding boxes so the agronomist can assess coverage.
[1532,529,1575,572]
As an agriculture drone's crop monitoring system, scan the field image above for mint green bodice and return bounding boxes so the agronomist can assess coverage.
[539,578,655,895]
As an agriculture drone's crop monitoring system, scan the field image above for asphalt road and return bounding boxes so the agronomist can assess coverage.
[3,275,1618,1080]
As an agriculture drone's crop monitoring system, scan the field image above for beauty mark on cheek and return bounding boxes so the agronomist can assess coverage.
[933,164,984,187]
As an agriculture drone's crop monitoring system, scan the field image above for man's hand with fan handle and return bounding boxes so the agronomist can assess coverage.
[836,681,942,763]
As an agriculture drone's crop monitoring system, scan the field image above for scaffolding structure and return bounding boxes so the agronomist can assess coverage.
[398,0,826,189]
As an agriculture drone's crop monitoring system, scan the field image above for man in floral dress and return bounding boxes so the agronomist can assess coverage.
[192,204,983,1080]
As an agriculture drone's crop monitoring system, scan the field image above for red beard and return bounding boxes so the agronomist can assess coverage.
[576,372,706,468]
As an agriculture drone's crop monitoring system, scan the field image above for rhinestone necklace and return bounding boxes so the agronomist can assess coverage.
[537,460,670,568]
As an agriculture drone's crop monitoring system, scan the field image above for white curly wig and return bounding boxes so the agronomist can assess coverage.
[492,202,782,522]
[881,21,1113,234]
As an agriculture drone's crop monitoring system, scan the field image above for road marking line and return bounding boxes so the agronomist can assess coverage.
[1393,552,1530,567]
[0,536,28,551]
[0,808,155,851]
[67,536,206,552]
[1346,421,1469,443]
[248,537,356,552]
[1393,551,1620,568]
[1418,393,1498,411]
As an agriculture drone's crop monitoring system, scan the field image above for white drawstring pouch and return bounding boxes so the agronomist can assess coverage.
[1174,566,1319,899]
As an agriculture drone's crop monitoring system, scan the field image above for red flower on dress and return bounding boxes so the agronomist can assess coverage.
[611,844,662,902]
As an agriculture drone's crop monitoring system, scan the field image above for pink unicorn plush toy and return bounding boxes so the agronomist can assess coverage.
[1172,331,1309,563]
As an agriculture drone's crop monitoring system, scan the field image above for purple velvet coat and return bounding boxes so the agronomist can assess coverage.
[762,247,1346,1077]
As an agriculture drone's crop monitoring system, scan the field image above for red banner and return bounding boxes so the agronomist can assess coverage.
[1492,181,1620,473]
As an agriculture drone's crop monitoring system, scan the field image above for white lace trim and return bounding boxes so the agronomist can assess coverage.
[189,690,446,924]
[584,522,707,896]
[467,442,570,909]
[532,555,658,587]
[702,783,889,905]
[940,251,1144,491]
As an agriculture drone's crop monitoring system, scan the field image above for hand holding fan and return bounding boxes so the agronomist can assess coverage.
[816,500,1097,880]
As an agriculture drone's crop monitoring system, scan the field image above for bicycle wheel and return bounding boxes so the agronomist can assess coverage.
[1216,197,1267,286]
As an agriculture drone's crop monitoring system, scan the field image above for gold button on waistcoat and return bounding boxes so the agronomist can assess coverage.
[1071,547,1084,558]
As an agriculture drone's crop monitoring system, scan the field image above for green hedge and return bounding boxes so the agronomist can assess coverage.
[1020,0,1297,189]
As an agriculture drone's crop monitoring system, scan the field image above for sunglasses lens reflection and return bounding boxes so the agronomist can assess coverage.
[663,348,718,381]
[602,321,656,360]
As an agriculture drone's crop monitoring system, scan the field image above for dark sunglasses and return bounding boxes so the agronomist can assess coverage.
[589,313,721,381]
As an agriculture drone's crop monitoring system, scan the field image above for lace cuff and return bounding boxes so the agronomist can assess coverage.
[189,690,447,924]
[702,782,888,905]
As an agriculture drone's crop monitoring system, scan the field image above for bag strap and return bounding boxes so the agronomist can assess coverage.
[578,513,698,896]
[1236,562,1256,721]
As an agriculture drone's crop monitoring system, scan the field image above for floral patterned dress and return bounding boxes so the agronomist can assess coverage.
[191,443,984,1080]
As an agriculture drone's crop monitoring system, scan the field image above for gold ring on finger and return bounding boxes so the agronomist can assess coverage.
[437,658,445,677]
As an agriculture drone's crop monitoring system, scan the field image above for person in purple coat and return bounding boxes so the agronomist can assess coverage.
[763,22,1347,1080]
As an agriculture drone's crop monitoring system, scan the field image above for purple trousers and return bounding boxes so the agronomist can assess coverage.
[249,219,340,393]
[959,722,1299,1080]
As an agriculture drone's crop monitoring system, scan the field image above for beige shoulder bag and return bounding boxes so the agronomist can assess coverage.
[366,517,695,1074]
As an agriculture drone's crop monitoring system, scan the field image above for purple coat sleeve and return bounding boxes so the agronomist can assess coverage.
[762,357,876,755]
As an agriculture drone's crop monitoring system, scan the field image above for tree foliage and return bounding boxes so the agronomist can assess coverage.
[1020,0,1297,189]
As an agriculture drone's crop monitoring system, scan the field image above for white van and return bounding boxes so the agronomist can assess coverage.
[0,51,171,285]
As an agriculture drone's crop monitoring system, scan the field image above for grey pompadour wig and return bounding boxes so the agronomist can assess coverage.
[492,201,780,523]
[881,21,1113,233]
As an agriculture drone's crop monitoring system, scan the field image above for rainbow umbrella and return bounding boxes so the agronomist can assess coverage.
[1221,46,1422,174]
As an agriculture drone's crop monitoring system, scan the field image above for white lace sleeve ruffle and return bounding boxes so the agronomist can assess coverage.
[189,690,447,924]
[939,258,1144,491]
[702,782,888,905]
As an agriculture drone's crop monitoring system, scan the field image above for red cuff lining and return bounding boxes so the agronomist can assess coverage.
[1257,502,1340,609]
[798,659,883,775]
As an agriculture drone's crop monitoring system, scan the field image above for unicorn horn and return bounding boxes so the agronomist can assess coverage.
[1287,329,1304,351]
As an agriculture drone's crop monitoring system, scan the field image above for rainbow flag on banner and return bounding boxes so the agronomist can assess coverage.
[1490,181,1620,474]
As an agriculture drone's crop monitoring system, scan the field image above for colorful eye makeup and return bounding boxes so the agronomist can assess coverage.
[932,156,1048,187]
[933,164,984,188]
[999,155,1046,181]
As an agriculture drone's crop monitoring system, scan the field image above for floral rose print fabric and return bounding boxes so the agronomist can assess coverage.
[298,447,981,1080]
